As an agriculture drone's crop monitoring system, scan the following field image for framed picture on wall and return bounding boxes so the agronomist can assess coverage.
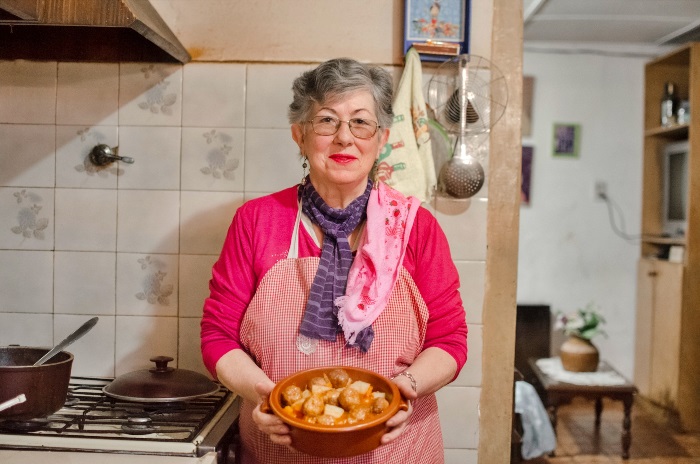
[552,123,581,158]
[404,0,470,62]
[521,146,533,205]
[522,76,534,137]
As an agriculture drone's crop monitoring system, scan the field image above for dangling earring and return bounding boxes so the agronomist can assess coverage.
[372,158,380,188]
[301,156,308,185]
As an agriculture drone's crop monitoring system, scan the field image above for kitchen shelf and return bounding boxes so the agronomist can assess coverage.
[634,42,700,432]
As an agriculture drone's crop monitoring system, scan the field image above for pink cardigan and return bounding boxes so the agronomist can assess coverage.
[201,186,468,377]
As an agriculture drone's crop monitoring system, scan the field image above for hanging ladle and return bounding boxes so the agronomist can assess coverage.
[33,317,99,366]
[440,55,485,199]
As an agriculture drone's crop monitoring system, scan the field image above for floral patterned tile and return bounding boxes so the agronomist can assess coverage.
[181,127,244,191]
[117,189,180,254]
[0,251,53,313]
[56,125,119,188]
[0,60,56,124]
[118,63,183,127]
[182,62,246,128]
[114,315,178,376]
[116,253,178,317]
[57,62,119,126]
[54,251,116,315]
[54,188,117,252]
[55,314,115,377]
[0,188,54,250]
[179,254,217,318]
[0,124,56,188]
[180,191,243,255]
[116,126,181,190]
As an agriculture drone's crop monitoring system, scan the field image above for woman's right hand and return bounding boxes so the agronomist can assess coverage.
[252,381,293,447]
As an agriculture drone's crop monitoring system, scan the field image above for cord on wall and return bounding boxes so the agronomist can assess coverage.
[599,191,642,242]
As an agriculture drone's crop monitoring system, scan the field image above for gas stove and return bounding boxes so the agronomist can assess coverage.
[0,376,240,463]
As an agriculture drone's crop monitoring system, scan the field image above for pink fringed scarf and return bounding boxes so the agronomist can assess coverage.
[336,182,420,348]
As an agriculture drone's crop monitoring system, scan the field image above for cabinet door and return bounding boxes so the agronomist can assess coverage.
[633,259,654,395]
[648,260,684,407]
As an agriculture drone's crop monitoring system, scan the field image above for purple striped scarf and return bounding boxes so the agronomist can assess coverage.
[298,178,374,351]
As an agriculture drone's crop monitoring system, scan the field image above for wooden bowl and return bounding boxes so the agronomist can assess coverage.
[263,366,408,458]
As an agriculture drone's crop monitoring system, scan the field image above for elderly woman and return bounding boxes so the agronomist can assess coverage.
[201,58,467,463]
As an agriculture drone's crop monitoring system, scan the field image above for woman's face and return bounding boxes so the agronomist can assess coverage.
[291,90,389,198]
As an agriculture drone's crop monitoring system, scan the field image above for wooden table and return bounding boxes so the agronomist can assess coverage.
[528,358,638,459]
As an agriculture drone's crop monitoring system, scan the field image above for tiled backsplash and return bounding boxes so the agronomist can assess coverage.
[0,59,486,456]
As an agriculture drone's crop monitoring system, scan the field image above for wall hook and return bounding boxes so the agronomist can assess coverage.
[89,144,135,166]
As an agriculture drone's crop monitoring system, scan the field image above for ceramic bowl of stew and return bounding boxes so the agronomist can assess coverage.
[262,365,408,458]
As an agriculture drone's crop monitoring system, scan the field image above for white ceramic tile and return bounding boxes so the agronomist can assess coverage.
[180,191,243,255]
[0,313,53,347]
[54,314,115,377]
[455,261,484,325]
[0,124,56,187]
[0,188,54,250]
[0,61,56,124]
[246,64,313,128]
[244,128,303,192]
[453,324,482,387]
[55,188,117,251]
[56,125,119,188]
[54,251,116,315]
[116,253,178,317]
[178,317,211,378]
[119,63,183,126]
[445,449,478,464]
[182,63,246,127]
[117,190,180,253]
[0,251,53,313]
[117,126,181,190]
[434,196,488,261]
[56,62,119,125]
[179,254,217,318]
[436,386,480,449]
[114,315,178,376]
[181,127,244,191]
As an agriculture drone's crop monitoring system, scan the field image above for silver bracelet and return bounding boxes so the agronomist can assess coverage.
[391,371,417,393]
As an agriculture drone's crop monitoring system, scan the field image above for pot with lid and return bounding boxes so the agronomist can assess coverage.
[104,356,219,403]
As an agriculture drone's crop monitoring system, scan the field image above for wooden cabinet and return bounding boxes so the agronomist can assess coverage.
[634,43,700,431]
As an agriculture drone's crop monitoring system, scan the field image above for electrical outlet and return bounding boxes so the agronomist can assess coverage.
[594,180,607,200]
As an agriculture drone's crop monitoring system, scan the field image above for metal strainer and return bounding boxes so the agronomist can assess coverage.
[439,56,485,199]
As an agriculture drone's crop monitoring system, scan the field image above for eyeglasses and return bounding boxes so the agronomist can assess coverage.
[306,116,380,139]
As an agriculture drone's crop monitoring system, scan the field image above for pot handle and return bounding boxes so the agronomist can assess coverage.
[398,396,410,412]
[259,395,273,414]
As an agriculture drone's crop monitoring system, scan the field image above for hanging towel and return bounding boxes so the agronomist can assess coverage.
[380,47,436,203]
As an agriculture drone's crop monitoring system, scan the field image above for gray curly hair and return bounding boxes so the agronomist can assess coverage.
[288,58,394,131]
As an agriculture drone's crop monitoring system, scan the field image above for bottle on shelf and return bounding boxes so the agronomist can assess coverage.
[661,81,678,126]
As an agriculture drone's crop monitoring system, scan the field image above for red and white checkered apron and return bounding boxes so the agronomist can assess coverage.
[237,208,443,464]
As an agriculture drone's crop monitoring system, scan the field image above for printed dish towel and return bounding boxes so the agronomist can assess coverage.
[379,47,436,203]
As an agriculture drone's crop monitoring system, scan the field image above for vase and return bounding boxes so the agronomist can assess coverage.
[559,335,599,372]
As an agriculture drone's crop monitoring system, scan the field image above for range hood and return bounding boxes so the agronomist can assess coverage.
[0,0,190,63]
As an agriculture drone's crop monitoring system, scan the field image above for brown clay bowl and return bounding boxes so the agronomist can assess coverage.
[262,366,408,458]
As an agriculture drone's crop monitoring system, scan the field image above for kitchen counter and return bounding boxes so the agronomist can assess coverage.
[0,450,218,463]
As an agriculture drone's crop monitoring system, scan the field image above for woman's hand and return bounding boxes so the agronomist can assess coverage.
[381,377,418,444]
[251,381,293,447]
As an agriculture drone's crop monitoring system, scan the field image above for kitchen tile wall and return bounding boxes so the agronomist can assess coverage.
[0,59,486,460]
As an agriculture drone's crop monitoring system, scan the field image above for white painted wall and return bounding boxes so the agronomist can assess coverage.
[518,48,648,379]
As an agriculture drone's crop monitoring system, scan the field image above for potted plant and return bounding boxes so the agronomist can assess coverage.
[554,302,607,372]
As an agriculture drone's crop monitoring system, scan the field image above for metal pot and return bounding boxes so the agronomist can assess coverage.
[103,356,218,403]
[0,346,73,421]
